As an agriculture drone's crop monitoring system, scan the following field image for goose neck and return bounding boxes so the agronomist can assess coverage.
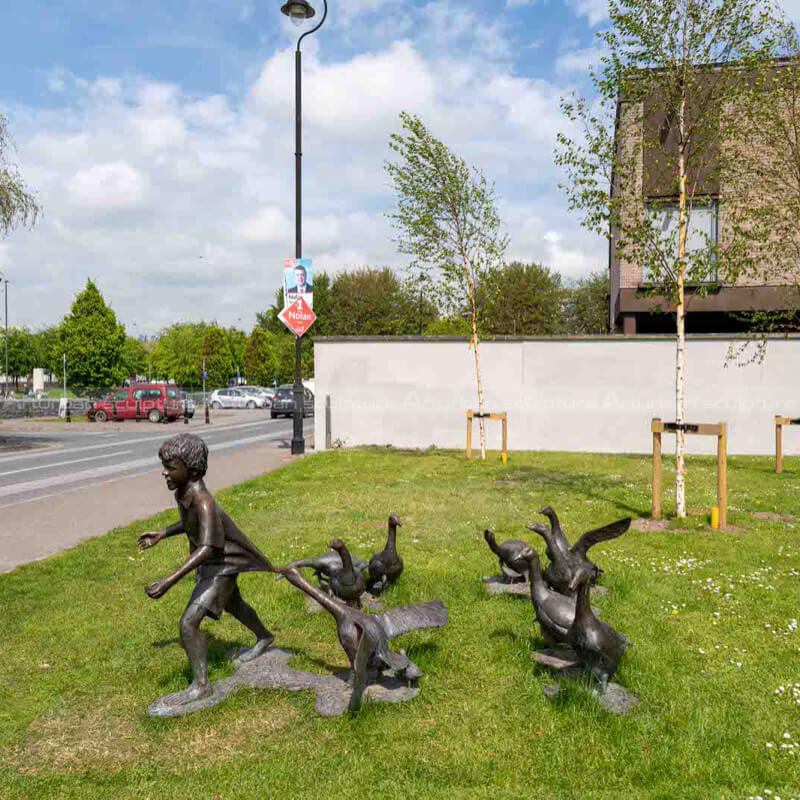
[338,546,354,573]
[386,524,398,554]
[575,582,593,623]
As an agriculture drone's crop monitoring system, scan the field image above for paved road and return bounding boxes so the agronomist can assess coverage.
[0,411,315,573]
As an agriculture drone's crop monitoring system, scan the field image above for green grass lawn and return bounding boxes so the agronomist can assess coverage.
[1,448,799,800]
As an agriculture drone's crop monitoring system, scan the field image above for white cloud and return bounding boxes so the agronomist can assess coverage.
[65,162,148,210]
[3,23,603,334]
[235,206,292,244]
[506,0,534,6]
[251,41,435,135]
[504,205,603,278]
[555,45,604,76]
[567,0,608,26]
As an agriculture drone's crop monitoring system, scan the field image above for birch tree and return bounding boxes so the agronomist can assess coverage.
[556,0,778,517]
[385,112,508,459]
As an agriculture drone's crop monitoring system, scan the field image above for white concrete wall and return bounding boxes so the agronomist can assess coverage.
[314,336,800,456]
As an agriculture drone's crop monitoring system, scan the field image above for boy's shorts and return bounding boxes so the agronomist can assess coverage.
[187,574,241,620]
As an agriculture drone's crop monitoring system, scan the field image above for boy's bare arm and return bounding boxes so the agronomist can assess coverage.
[138,519,185,550]
[145,545,212,599]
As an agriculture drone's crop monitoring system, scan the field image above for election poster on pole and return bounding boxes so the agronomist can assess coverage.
[279,258,316,336]
[283,257,313,309]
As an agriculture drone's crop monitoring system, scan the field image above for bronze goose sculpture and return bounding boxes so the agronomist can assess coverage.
[329,538,367,607]
[483,529,531,582]
[276,549,368,592]
[566,566,630,689]
[367,513,404,595]
[527,506,631,596]
[276,565,448,711]
[521,548,577,647]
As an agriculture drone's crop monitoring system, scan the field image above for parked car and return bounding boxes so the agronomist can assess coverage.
[180,391,196,418]
[88,384,183,423]
[238,386,275,407]
[270,384,314,419]
[208,387,269,409]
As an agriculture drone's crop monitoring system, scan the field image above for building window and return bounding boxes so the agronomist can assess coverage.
[643,200,718,283]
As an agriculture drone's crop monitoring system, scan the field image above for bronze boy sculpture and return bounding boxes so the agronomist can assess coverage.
[139,433,274,704]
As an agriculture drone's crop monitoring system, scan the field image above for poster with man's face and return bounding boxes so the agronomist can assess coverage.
[283,258,313,306]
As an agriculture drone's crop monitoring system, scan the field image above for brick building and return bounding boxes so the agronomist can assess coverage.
[609,65,800,335]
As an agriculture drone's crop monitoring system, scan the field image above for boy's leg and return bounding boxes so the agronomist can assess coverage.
[178,603,213,701]
[227,586,274,663]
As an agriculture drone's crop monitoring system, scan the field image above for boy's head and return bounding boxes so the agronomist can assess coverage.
[158,433,208,478]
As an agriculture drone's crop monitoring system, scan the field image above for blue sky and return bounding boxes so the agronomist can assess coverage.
[0,0,639,332]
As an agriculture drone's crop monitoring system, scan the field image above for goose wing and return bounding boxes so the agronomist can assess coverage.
[572,517,631,557]
[376,600,449,640]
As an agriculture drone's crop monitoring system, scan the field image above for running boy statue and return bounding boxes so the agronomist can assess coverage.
[138,433,274,703]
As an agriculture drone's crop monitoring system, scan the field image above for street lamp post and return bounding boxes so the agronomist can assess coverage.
[281,0,328,456]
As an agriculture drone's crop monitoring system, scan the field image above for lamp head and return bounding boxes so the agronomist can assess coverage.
[281,0,315,24]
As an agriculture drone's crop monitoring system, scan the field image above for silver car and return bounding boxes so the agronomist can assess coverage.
[238,386,275,407]
[208,387,269,409]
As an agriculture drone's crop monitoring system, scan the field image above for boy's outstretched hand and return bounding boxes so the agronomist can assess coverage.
[145,578,171,599]
[138,530,165,550]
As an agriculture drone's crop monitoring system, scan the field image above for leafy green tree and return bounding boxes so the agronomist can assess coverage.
[151,322,209,385]
[119,336,149,378]
[225,327,247,382]
[200,326,235,387]
[307,271,332,337]
[564,270,609,335]
[328,267,436,335]
[386,112,508,458]
[255,287,286,335]
[555,0,779,516]
[403,275,441,335]
[31,326,59,374]
[0,327,36,388]
[0,113,39,240]
[482,262,565,336]
[56,280,125,388]
[423,316,473,336]
[275,335,313,383]
[244,328,280,386]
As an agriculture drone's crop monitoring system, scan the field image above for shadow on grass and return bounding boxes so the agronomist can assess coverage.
[488,628,523,644]
[405,641,440,665]
[496,465,650,517]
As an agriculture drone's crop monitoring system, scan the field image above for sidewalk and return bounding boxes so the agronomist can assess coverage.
[0,436,310,574]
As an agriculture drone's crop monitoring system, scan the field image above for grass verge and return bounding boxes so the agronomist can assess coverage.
[1,448,799,799]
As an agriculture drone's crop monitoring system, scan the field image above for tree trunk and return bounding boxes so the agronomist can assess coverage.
[464,256,486,459]
[676,96,688,518]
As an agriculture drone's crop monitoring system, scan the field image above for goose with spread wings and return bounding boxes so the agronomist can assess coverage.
[527,506,631,597]
[275,565,448,711]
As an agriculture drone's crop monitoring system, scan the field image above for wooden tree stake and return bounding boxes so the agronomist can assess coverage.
[466,410,507,463]
[651,418,728,529]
